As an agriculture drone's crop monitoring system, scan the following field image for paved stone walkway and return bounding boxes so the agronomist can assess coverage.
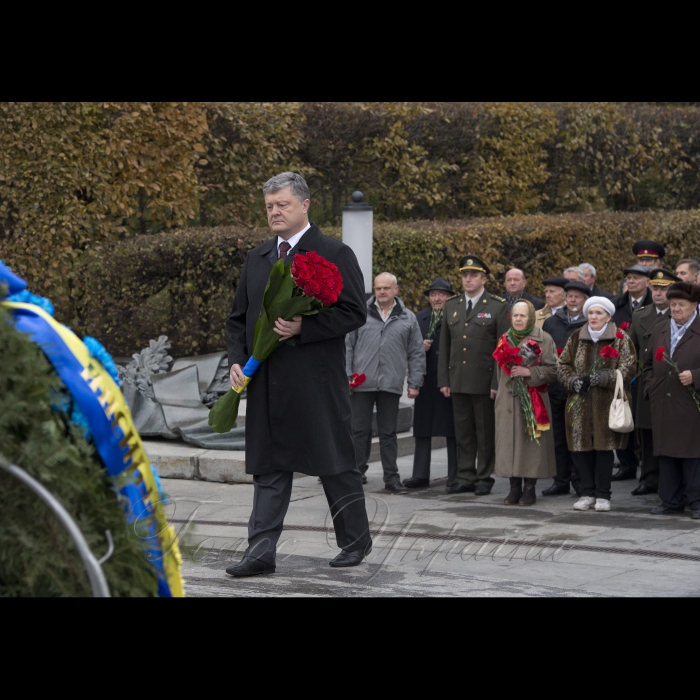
[162,448,700,597]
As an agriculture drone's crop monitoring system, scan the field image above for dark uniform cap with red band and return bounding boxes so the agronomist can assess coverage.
[632,239,666,260]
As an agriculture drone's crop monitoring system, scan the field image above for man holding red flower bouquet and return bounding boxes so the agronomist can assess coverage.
[224,172,372,577]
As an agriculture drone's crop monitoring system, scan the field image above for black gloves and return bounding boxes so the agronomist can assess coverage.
[572,376,591,394]
[590,371,611,388]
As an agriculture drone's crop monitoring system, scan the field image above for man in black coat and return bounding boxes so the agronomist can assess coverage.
[224,172,371,577]
[403,278,458,491]
[612,264,653,481]
[541,280,589,496]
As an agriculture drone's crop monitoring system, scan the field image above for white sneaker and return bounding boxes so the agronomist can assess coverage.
[594,498,611,512]
[573,496,596,511]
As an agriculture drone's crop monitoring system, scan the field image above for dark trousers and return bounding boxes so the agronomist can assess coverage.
[550,393,580,490]
[245,469,371,565]
[451,393,496,488]
[351,391,401,485]
[412,436,458,483]
[572,450,614,500]
[658,456,700,511]
[639,428,659,489]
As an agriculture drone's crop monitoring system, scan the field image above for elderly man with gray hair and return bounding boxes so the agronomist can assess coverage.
[346,272,425,493]
[579,262,614,299]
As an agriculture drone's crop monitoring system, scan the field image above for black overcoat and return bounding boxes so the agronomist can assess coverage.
[225,224,366,476]
[613,288,653,327]
[413,307,455,437]
[642,315,700,459]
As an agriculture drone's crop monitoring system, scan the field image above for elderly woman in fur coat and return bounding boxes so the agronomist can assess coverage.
[557,296,637,512]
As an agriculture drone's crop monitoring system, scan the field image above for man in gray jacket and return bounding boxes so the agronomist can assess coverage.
[346,272,426,493]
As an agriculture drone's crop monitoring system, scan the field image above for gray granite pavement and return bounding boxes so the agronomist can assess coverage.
[160,446,700,597]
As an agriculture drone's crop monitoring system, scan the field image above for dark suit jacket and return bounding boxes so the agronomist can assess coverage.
[591,283,614,300]
[225,223,366,475]
[413,307,454,437]
[613,288,653,328]
[507,291,545,310]
[643,315,700,459]
[628,304,670,429]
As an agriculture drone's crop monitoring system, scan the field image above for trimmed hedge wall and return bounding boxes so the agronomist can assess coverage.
[76,209,700,357]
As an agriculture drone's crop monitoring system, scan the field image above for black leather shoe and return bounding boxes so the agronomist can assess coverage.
[542,483,570,496]
[612,467,637,481]
[329,543,372,567]
[631,484,657,496]
[474,484,492,496]
[225,558,276,577]
[403,477,430,489]
[692,511,700,520]
[650,505,684,515]
[446,483,475,494]
[384,481,409,494]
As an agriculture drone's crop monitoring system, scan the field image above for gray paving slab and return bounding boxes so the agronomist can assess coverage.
[161,447,700,597]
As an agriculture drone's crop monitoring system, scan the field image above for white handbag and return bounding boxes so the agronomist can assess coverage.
[608,369,634,433]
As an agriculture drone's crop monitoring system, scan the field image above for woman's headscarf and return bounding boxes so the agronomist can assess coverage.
[508,300,536,345]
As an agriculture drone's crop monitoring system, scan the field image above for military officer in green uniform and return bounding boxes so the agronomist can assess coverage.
[628,267,680,495]
[438,255,511,495]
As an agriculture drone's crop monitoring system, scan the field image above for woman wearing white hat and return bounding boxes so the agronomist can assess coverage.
[557,296,637,512]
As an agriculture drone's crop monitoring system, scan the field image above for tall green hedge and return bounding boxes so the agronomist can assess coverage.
[76,209,700,357]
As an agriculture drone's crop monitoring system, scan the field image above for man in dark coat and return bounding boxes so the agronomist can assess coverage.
[612,264,653,481]
[628,268,680,496]
[403,277,458,491]
[503,268,545,309]
[580,262,614,299]
[438,255,510,496]
[224,172,372,577]
[541,280,589,496]
[643,282,700,519]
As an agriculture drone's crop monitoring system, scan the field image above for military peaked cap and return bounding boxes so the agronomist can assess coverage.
[633,240,665,260]
[649,268,680,286]
[459,255,489,275]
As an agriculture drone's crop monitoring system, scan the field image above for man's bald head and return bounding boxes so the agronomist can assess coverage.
[374,272,399,308]
[505,268,527,297]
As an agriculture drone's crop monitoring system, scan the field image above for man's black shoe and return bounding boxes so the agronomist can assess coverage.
[225,558,276,577]
[446,483,475,494]
[650,505,684,515]
[403,477,430,489]
[474,484,492,496]
[329,543,372,568]
[384,481,409,494]
[631,484,657,496]
[692,511,700,520]
[612,467,637,481]
[542,483,570,496]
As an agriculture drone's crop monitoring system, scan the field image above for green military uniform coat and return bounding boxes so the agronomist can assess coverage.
[437,291,511,393]
[628,303,670,430]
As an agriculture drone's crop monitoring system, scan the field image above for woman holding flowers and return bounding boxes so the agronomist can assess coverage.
[642,282,700,519]
[558,296,636,512]
[493,300,557,506]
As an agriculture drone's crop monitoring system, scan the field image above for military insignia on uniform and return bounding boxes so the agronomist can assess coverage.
[453,312,457,317]
[467,259,473,266]
[477,312,492,318]
[482,299,487,303]
[656,271,663,279]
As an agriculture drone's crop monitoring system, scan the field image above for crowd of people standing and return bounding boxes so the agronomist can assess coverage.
[347,240,700,519]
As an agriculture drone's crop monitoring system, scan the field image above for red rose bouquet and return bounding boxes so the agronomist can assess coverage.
[493,336,550,443]
[208,253,343,432]
[655,346,700,413]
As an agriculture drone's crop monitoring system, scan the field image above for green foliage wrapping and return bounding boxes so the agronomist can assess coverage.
[0,305,158,597]
[76,209,700,357]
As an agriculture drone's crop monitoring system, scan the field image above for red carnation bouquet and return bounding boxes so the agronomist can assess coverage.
[349,373,367,389]
[566,342,620,419]
[209,252,343,432]
[655,346,700,413]
[493,337,550,443]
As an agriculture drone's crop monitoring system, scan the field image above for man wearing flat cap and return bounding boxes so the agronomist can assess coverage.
[612,264,653,480]
[535,276,569,328]
[643,281,700,520]
[438,255,510,496]
[404,278,458,490]
[628,268,680,496]
[620,240,666,294]
[541,280,590,496]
